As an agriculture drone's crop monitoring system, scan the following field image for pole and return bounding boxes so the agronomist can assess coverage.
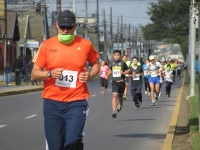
[103,9,107,61]
[190,2,196,97]
[121,15,123,55]
[96,0,100,52]
[128,23,130,57]
[139,37,141,62]
[136,28,138,56]
[197,1,200,132]
[56,0,61,19]
[73,0,76,35]
[110,7,113,57]
[85,0,88,39]
[4,0,7,84]
[117,17,120,50]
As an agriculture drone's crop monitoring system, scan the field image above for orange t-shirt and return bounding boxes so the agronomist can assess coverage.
[33,35,99,102]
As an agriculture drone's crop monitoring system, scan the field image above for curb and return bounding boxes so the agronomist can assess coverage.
[0,87,43,97]
[162,74,185,150]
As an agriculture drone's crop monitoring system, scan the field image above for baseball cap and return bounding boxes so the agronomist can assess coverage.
[149,55,155,60]
[57,10,76,26]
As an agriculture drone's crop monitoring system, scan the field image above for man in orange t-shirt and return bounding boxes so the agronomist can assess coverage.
[31,10,100,150]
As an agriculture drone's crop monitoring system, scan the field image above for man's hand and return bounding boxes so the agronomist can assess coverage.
[120,70,124,75]
[79,68,91,82]
[51,68,64,79]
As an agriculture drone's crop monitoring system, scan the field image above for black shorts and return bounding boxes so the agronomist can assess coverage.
[100,77,108,88]
[112,80,126,97]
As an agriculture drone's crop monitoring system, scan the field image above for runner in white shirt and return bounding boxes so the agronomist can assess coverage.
[164,65,173,97]
[146,56,163,106]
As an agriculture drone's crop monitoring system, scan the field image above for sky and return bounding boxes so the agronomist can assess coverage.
[46,0,157,28]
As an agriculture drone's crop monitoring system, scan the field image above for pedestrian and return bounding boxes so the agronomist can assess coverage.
[128,56,143,108]
[12,56,22,86]
[107,50,129,118]
[164,65,173,97]
[142,59,150,96]
[122,55,131,100]
[28,61,38,85]
[146,55,163,106]
[21,56,28,79]
[99,60,110,95]
[31,10,100,150]
[4,62,12,86]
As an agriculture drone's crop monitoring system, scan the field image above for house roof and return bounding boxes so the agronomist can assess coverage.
[0,11,17,39]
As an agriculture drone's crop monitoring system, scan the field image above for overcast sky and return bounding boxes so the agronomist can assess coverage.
[46,0,157,28]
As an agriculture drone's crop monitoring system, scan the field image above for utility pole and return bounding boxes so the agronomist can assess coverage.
[139,37,141,62]
[190,0,196,97]
[103,9,107,61]
[110,7,113,57]
[136,28,138,56]
[117,17,120,50]
[197,1,200,132]
[96,0,100,52]
[121,15,123,55]
[128,23,130,57]
[72,0,76,35]
[4,0,7,81]
[56,0,61,19]
[85,0,88,39]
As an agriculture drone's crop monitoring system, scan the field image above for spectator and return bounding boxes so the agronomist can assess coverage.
[12,56,22,86]
[21,57,28,78]
[4,62,12,86]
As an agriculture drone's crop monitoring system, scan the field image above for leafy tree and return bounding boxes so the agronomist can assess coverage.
[141,0,191,59]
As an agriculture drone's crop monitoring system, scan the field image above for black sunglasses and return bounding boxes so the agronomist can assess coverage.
[59,26,74,30]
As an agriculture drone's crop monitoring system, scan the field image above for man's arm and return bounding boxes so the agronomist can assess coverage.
[31,64,64,81]
[79,59,100,82]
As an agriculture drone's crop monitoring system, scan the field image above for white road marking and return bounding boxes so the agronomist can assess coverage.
[107,89,111,91]
[91,94,96,96]
[0,125,7,128]
[24,114,37,119]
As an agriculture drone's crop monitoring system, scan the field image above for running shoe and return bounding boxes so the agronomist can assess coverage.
[151,101,155,106]
[116,104,122,112]
[112,112,117,118]
[135,104,140,108]
[145,91,147,94]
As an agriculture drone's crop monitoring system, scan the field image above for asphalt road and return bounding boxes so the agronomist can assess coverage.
[0,77,182,150]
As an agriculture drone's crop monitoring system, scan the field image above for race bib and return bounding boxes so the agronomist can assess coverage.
[144,71,147,75]
[55,70,78,88]
[101,72,106,76]
[133,75,140,80]
[112,66,121,77]
[151,72,157,77]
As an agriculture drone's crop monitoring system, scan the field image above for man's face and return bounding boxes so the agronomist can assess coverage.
[145,60,149,64]
[113,53,121,61]
[56,22,77,35]
[132,58,138,65]
[122,56,127,62]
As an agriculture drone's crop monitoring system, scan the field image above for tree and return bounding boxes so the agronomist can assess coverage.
[141,0,191,59]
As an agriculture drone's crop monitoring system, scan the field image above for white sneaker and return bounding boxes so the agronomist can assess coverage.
[151,101,155,106]
[8,84,11,86]
[145,91,147,94]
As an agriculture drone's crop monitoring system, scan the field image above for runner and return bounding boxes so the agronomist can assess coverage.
[142,59,150,96]
[170,60,177,82]
[164,65,173,97]
[176,61,182,80]
[31,10,100,150]
[146,55,163,106]
[99,60,110,95]
[128,56,143,108]
[122,55,131,100]
[107,50,129,118]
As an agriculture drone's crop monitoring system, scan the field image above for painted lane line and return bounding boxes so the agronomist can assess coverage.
[24,114,37,119]
[0,125,7,128]
[91,94,96,96]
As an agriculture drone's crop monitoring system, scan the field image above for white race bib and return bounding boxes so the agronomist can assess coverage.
[144,71,147,75]
[151,72,157,77]
[112,66,121,77]
[101,72,106,76]
[55,70,78,88]
[133,75,140,80]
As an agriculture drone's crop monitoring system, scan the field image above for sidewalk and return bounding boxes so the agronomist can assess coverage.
[0,81,43,96]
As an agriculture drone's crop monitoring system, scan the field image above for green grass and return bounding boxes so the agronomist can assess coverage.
[187,74,200,149]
